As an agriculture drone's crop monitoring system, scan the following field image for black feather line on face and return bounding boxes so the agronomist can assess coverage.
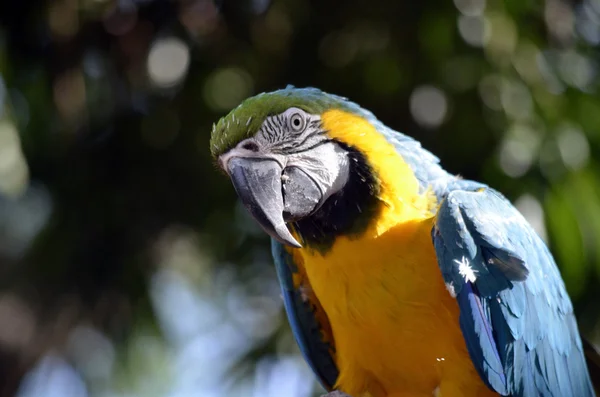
[290,129,323,152]
[264,118,278,142]
[291,142,381,254]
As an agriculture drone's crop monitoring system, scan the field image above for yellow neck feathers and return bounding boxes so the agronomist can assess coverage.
[320,109,436,237]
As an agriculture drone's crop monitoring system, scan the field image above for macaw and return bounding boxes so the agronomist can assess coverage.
[210,86,598,397]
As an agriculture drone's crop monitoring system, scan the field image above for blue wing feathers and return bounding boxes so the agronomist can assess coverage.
[432,185,595,397]
[271,240,339,390]
[459,283,508,394]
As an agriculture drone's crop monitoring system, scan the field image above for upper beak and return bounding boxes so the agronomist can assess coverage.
[226,156,302,248]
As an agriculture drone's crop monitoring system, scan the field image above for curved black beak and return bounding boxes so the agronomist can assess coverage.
[226,157,302,248]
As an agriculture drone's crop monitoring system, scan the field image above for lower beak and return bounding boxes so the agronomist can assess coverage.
[226,157,302,248]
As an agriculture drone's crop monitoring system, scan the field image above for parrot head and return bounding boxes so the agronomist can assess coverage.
[210,86,428,250]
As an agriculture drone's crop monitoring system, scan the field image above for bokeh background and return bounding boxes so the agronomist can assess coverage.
[0,0,599,396]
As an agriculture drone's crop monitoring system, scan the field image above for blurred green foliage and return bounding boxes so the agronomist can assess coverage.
[0,0,598,396]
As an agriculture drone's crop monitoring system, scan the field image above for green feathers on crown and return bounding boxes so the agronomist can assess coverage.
[209,86,352,157]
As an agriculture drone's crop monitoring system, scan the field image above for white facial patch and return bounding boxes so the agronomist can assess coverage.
[286,142,350,204]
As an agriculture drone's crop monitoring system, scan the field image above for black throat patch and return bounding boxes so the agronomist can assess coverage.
[291,142,381,254]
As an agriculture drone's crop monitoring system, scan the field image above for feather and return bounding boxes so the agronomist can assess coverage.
[271,240,339,390]
[432,184,595,396]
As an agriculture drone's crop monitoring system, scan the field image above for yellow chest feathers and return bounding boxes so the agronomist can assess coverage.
[294,218,495,397]
[286,109,495,396]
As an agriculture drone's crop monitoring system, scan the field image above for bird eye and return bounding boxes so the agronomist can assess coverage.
[289,113,306,132]
[241,141,259,152]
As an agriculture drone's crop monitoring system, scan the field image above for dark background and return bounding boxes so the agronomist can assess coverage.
[0,0,598,396]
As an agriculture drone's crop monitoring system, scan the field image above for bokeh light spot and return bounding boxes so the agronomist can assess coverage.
[353,22,391,53]
[498,124,540,178]
[478,74,503,110]
[82,51,105,79]
[17,355,88,397]
[203,68,254,112]
[499,139,533,178]
[558,50,595,90]
[48,0,80,40]
[537,51,566,94]
[0,183,53,258]
[557,124,590,170]
[53,69,87,126]
[485,12,518,57]
[515,194,548,242]
[0,77,5,119]
[409,85,448,129]
[0,121,29,198]
[545,0,575,43]
[67,326,115,383]
[179,0,220,38]
[458,15,490,47]
[512,41,542,85]
[147,37,191,89]
[453,0,486,16]
[252,0,272,14]
[539,139,565,180]
[0,294,35,350]
[576,3,600,45]
[501,79,532,120]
